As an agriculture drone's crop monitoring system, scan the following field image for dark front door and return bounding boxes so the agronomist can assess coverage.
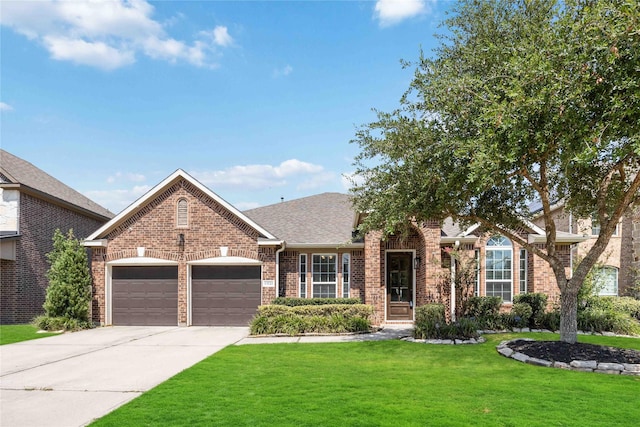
[386,252,413,321]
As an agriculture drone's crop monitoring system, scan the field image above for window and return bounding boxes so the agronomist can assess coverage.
[299,254,307,298]
[485,236,512,302]
[591,215,618,236]
[594,266,618,296]
[474,249,480,296]
[342,253,350,298]
[312,254,337,298]
[177,198,188,228]
[519,249,527,294]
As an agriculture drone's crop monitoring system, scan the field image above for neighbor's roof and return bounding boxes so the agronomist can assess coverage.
[0,149,113,220]
[244,193,358,247]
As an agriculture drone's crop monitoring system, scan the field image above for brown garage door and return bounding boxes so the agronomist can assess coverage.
[112,266,178,326]
[191,265,261,326]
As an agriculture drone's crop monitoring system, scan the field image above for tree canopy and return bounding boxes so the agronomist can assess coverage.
[351,0,640,343]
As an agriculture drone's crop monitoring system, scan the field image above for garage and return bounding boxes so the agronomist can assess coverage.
[111,266,179,326]
[191,265,261,326]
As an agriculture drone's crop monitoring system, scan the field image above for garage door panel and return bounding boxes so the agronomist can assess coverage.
[191,266,261,326]
[111,267,178,326]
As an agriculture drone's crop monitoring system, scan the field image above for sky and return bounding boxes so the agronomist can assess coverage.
[1,0,451,214]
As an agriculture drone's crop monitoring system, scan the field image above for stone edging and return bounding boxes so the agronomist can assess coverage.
[496,338,640,376]
[404,336,486,345]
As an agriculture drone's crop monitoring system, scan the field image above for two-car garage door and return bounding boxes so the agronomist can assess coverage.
[111,265,261,326]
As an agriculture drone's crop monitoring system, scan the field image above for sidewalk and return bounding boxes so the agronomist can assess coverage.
[236,325,413,345]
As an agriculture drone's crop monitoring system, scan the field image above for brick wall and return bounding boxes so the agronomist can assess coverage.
[91,179,276,325]
[0,193,106,324]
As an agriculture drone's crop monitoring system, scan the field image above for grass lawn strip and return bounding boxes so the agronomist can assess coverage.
[92,333,640,427]
[0,324,62,345]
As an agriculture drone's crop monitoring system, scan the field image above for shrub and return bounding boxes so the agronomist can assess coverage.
[414,304,446,339]
[33,315,91,332]
[578,308,640,336]
[465,296,502,329]
[609,297,640,320]
[503,303,533,329]
[538,310,561,331]
[38,229,93,331]
[414,304,479,339]
[271,297,361,306]
[249,304,373,335]
[513,293,547,327]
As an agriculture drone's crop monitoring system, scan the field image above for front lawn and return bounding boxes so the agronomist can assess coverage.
[92,333,640,427]
[0,324,61,345]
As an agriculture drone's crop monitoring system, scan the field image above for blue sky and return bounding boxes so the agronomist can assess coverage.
[1,0,450,214]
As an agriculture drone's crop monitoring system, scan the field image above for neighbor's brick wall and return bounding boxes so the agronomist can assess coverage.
[92,179,275,325]
[0,193,106,324]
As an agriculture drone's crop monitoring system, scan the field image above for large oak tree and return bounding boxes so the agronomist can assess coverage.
[351,0,639,343]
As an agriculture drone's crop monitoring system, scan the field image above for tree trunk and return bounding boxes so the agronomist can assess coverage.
[559,286,580,344]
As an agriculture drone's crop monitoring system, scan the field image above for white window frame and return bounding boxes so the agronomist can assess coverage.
[312,254,337,298]
[177,198,188,228]
[485,236,513,303]
[299,254,307,298]
[519,248,527,294]
[342,253,350,298]
[594,266,619,296]
[474,249,480,297]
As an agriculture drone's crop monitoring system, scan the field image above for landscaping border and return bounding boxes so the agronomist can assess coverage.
[496,338,640,375]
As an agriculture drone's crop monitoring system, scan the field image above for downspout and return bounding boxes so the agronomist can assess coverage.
[451,240,460,322]
[275,242,286,298]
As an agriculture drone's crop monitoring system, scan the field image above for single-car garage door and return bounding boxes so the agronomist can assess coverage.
[112,266,178,326]
[191,265,261,326]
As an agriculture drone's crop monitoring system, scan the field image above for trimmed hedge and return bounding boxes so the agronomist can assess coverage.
[513,293,547,328]
[271,297,362,306]
[250,304,373,335]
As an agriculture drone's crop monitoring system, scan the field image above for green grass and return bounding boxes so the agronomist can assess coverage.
[92,333,640,427]
[0,324,61,345]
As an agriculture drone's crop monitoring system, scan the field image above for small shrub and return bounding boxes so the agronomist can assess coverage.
[271,297,361,306]
[513,293,547,327]
[609,297,640,320]
[505,303,533,329]
[578,308,640,335]
[33,315,91,332]
[465,296,502,329]
[538,310,561,331]
[414,304,445,339]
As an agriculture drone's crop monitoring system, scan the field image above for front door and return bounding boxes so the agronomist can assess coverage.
[386,252,413,321]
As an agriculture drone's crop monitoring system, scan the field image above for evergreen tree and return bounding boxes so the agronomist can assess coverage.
[43,229,92,323]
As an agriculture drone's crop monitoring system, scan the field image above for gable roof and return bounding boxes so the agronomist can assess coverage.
[85,169,277,241]
[244,193,359,247]
[0,149,113,220]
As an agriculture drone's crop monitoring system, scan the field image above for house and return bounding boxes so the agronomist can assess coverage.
[531,202,640,297]
[84,169,600,327]
[0,149,113,324]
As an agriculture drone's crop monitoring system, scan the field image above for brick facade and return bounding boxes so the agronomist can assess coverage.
[0,193,106,324]
[90,179,278,325]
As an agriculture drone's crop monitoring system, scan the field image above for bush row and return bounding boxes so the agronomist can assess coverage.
[271,297,362,306]
[414,304,479,340]
[250,304,373,335]
[33,315,92,331]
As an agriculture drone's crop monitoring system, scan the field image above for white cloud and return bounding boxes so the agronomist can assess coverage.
[85,184,152,213]
[191,159,325,191]
[341,172,366,190]
[235,201,261,211]
[0,0,234,70]
[273,64,293,78]
[0,102,14,111]
[106,171,147,184]
[297,172,336,191]
[212,26,233,47]
[374,0,431,27]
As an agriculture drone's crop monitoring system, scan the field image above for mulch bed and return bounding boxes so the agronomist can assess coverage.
[507,339,640,364]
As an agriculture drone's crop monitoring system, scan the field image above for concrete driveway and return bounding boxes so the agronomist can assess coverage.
[0,326,248,427]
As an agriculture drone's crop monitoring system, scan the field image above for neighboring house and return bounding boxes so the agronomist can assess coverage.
[83,169,592,327]
[0,149,113,324]
[531,202,640,297]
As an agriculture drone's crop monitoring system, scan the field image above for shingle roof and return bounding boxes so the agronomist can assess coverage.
[244,193,355,245]
[0,149,113,219]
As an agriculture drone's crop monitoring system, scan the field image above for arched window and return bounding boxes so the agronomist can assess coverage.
[593,266,618,296]
[485,235,512,302]
[176,198,188,228]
